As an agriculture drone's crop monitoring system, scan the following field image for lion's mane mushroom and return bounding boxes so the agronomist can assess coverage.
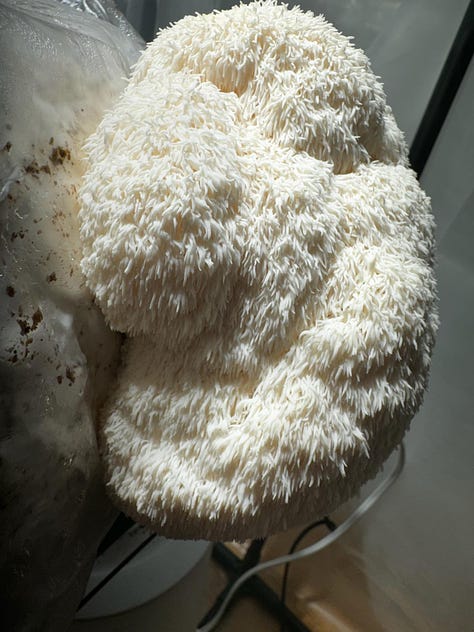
[78,1,438,540]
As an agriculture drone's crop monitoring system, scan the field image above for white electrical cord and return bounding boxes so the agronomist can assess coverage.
[197,443,405,632]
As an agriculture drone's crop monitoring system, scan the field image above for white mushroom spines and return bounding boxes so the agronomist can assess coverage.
[80,74,244,339]
[130,1,407,172]
[79,0,438,540]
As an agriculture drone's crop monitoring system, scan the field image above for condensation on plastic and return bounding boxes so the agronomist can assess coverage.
[0,2,143,630]
[59,0,142,40]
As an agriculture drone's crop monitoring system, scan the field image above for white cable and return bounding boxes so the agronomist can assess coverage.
[197,443,405,632]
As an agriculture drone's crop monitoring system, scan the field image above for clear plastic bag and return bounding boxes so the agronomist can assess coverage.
[0,2,142,629]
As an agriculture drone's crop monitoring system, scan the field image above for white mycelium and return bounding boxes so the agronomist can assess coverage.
[79,1,438,540]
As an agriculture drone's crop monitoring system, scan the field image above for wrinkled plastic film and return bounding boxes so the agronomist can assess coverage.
[0,1,142,629]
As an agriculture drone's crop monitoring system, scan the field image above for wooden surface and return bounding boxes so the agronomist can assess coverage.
[204,476,471,632]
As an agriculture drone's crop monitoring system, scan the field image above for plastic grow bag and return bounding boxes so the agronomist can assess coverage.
[0,2,142,629]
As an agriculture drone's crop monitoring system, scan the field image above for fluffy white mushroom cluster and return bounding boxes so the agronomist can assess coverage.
[79,1,438,540]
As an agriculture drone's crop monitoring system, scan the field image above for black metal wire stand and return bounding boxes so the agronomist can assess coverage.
[200,540,312,632]
[197,518,336,632]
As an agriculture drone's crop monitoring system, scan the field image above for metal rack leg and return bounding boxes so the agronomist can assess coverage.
[198,543,311,632]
